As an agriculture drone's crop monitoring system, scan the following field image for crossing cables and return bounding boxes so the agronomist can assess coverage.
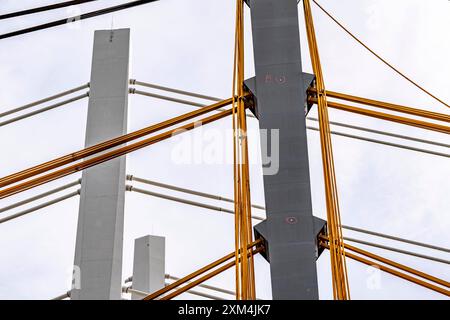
[320,237,450,297]
[0,1,99,20]
[143,240,263,300]
[310,0,450,110]
[0,0,160,40]
[303,0,351,300]
[231,0,256,300]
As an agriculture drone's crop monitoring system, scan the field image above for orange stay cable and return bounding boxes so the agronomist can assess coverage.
[311,0,450,110]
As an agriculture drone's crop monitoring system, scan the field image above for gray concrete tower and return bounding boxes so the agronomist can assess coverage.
[72,29,130,300]
[246,0,321,299]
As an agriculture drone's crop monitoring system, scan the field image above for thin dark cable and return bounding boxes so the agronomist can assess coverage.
[310,0,450,110]
[0,0,159,40]
[0,1,98,20]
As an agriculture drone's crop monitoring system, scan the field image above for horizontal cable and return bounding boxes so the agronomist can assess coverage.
[307,126,450,158]
[127,175,450,253]
[309,88,450,123]
[344,237,450,265]
[167,275,235,297]
[4,178,446,264]
[131,86,449,158]
[169,276,262,300]
[0,1,98,20]
[0,84,89,118]
[123,285,223,300]
[55,286,224,300]
[128,185,233,214]
[0,190,80,224]
[126,181,450,264]
[311,0,450,110]
[0,97,233,190]
[129,86,256,118]
[159,247,263,301]
[130,79,223,102]
[0,179,81,213]
[0,0,160,40]
[143,240,261,300]
[342,225,450,254]
[0,106,235,199]
[143,250,237,300]
[130,82,446,149]
[309,97,450,134]
[308,117,450,149]
[125,274,236,297]
[165,283,223,300]
[126,185,264,221]
[341,241,450,289]
[322,242,450,296]
[0,93,88,127]
[127,175,265,210]
[162,263,234,300]
[130,88,207,108]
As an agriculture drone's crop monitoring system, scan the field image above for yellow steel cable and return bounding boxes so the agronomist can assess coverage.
[160,247,263,300]
[235,0,246,300]
[306,0,338,297]
[344,242,450,288]
[311,0,450,110]
[239,3,256,298]
[0,97,234,189]
[231,0,241,300]
[320,235,450,289]
[231,0,256,300]
[0,107,237,200]
[233,0,243,300]
[308,98,450,135]
[143,240,262,300]
[320,242,450,297]
[304,0,350,300]
[143,252,235,300]
[308,88,450,123]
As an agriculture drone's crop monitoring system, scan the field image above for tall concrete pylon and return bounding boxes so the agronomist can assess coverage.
[72,29,130,300]
[245,0,324,299]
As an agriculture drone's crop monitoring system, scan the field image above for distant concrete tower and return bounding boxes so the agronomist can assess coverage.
[131,235,166,300]
[72,29,130,300]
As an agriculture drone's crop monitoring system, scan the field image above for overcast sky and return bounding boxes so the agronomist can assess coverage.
[0,0,449,300]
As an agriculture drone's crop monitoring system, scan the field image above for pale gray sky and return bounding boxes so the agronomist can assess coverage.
[0,0,449,300]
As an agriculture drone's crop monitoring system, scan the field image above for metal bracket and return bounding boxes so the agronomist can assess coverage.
[244,72,316,118]
[254,216,327,263]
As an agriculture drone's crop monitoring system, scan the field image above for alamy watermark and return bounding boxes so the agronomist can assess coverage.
[170,123,280,176]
